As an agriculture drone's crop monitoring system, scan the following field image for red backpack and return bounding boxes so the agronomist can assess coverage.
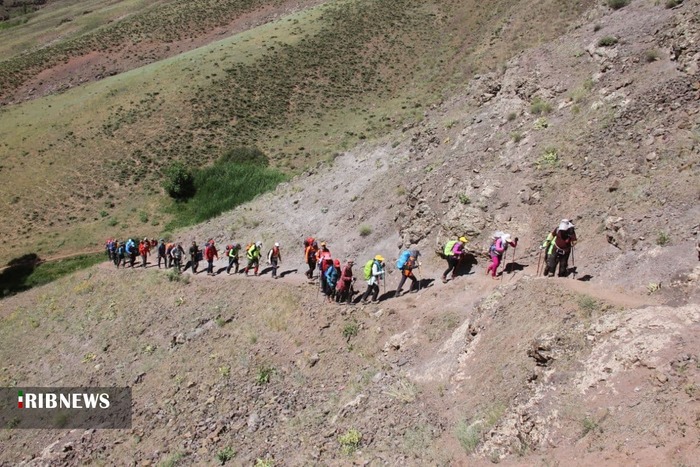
[303,237,315,248]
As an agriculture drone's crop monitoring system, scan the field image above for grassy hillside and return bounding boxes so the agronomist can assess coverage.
[0,0,593,266]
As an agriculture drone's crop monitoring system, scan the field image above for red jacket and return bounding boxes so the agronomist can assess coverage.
[205,244,218,261]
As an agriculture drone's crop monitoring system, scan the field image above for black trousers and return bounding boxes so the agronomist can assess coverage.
[270,257,279,277]
[227,256,239,274]
[362,283,380,302]
[547,249,570,277]
[396,272,417,293]
[443,256,458,278]
[306,259,317,278]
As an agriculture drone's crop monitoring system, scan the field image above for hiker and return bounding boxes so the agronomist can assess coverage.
[189,241,200,274]
[115,241,126,268]
[336,260,356,304]
[268,242,283,279]
[696,237,700,261]
[362,255,385,303]
[396,250,421,296]
[157,239,167,269]
[541,220,576,277]
[106,238,115,261]
[139,237,150,268]
[244,241,263,276]
[171,243,185,272]
[125,238,137,267]
[316,242,332,293]
[304,239,318,279]
[226,243,242,274]
[442,237,468,283]
[165,242,175,268]
[205,240,218,276]
[324,259,341,303]
[486,233,518,278]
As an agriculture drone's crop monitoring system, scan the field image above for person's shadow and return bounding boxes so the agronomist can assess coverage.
[504,262,526,274]
[280,269,297,278]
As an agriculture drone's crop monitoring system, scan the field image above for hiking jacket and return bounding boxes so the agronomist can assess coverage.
[544,229,577,254]
[247,245,261,260]
[228,246,240,258]
[452,241,465,257]
[189,245,199,258]
[305,245,318,263]
[368,261,384,286]
[268,247,282,262]
[171,246,184,259]
[337,265,354,291]
[205,245,218,261]
[158,243,166,255]
[402,257,416,275]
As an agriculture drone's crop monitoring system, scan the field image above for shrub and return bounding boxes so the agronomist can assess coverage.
[530,97,552,115]
[644,49,660,62]
[537,148,559,169]
[507,111,517,121]
[458,194,471,205]
[597,36,618,47]
[359,225,372,237]
[665,0,683,7]
[339,428,362,455]
[256,365,274,385]
[343,321,359,340]
[511,132,524,143]
[656,231,670,246]
[606,0,630,9]
[219,146,269,166]
[216,447,236,464]
[162,162,195,201]
[455,419,482,453]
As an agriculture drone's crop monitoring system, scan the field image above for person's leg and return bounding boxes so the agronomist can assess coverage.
[408,273,418,292]
[546,252,557,277]
[362,284,372,302]
[558,251,570,277]
[443,257,456,280]
[395,274,407,295]
[371,284,380,301]
[271,258,278,278]
[490,255,500,277]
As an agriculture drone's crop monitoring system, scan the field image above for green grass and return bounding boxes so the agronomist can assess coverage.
[606,0,630,9]
[0,252,104,299]
[597,36,618,47]
[530,97,552,115]
[165,151,287,229]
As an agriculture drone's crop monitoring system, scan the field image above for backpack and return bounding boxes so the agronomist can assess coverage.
[363,259,374,280]
[303,237,315,248]
[224,244,232,255]
[396,250,411,269]
[443,240,457,257]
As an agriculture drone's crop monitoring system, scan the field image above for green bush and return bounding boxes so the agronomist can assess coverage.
[338,428,362,455]
[359,225,372,237]
[606,0,630,10]
[530,97,552,115]
[162,162,196,201]
[597,36,618,47]
[665,0,682,7]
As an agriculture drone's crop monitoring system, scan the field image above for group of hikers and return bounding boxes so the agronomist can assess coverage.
[104,218,580,304]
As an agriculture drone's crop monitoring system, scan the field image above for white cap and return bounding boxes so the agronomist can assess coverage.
[559,220,574,231]
[501,233,512,243]
[256,241,262,247]
[274,242,280,247]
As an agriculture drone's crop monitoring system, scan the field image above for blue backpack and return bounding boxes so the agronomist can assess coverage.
[396,250,411,269]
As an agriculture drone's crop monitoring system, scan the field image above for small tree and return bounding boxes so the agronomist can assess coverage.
[162,162,195,200]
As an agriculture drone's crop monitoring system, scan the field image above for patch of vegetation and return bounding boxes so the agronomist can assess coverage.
[511,131,524,143]
[359,225,372,237]
[343,321,359,340]
[384,378,419,403]
[577,295,598,316]
[606,0,630,9]
[536,147,559,169]
[256,364,275,385]
[218,365,231,379]
[216,446,236,464]
[530,97,552,115]
[162,162,196,201]
[597,36,618,47]
[159,451,185,467]
[533,117,549,130]
[647,282,661,294]
[166,269,189,283]
[338,428,363,455]
[507,111,517,121]
[254,458,274,467]
[458,193,471,205]
[166,147,287,229]
[455,403,505,453]
[665,0,683,8]
[656,231,670,246]
[644,49,660,63]
[0,253,104,299]
[580,417,600,437]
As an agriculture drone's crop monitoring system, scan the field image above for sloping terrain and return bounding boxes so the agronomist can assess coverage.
[0,0,592,266]
[1,0,700,465]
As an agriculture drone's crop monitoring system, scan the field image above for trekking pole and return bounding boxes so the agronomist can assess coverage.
[536,249,542,276]
[571,246,576,279]
[417,264,422,291]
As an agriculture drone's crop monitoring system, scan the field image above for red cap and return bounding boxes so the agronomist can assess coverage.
[334,259,341,267]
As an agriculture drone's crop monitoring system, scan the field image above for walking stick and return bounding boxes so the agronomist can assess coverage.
[417,264,422,291]
[536,249,542,276]
[570,246,576,279]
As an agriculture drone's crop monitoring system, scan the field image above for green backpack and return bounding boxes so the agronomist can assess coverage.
[363,259,375,280]
[443,240,457,257]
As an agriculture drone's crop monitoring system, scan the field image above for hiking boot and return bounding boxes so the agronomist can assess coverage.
[395,290,402,297]
[442,277,448,284]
